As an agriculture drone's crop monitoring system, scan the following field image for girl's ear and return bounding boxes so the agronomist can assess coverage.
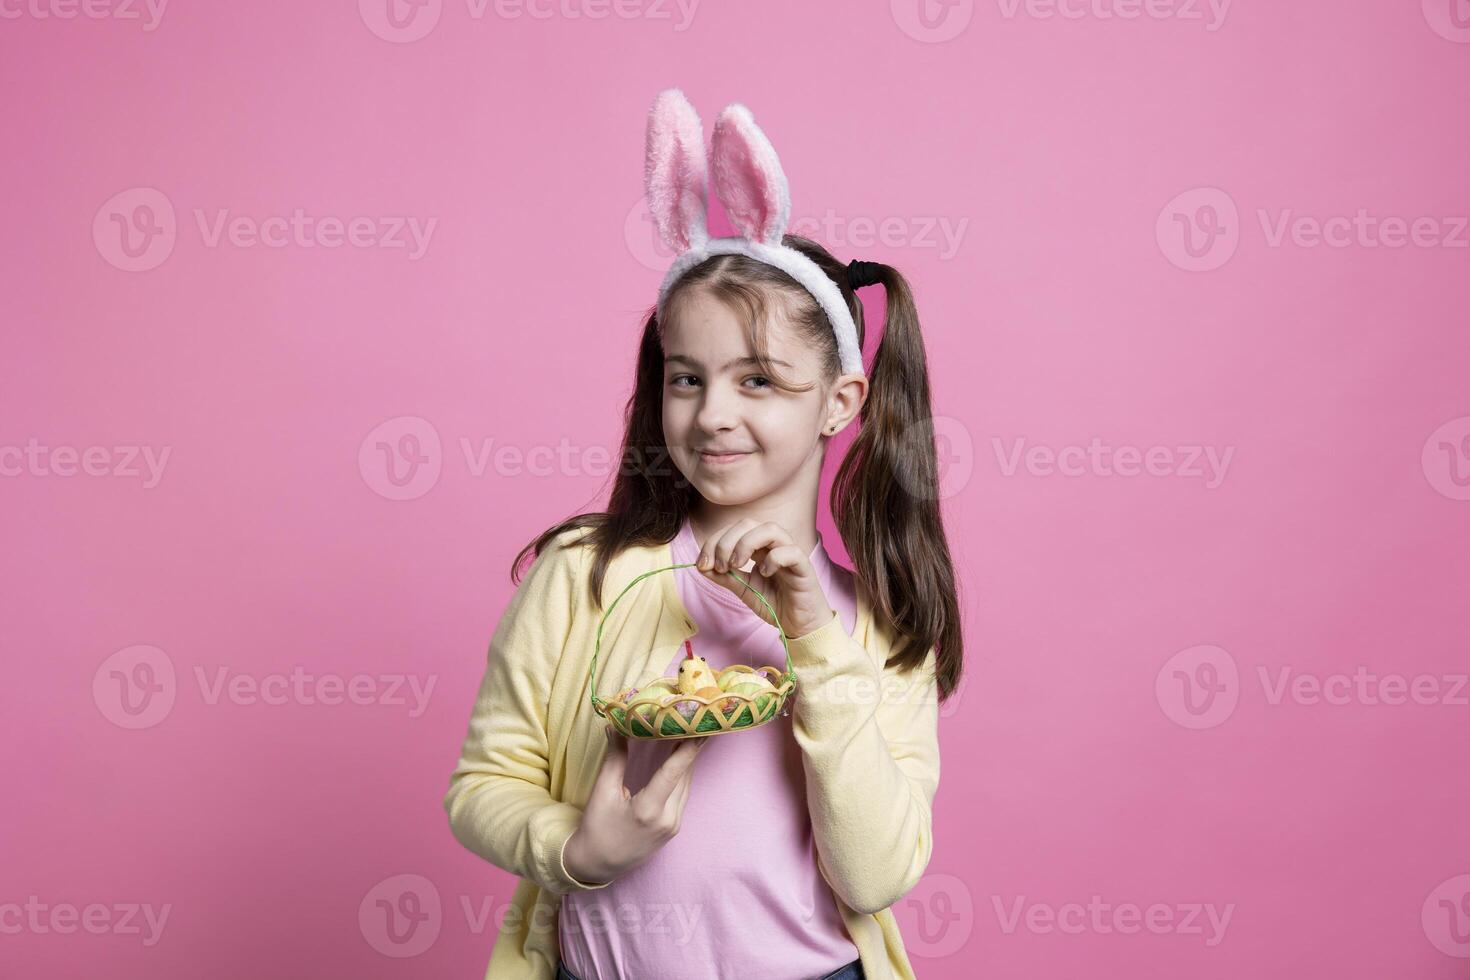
[644,88,710,253]
[710,102,791,247]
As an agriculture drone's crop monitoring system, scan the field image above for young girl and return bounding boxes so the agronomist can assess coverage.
[444,90,962,980]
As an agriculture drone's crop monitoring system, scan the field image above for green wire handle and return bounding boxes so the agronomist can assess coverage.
[589,563,796,713]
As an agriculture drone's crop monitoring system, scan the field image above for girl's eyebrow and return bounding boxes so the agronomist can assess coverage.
[664,354,793,370]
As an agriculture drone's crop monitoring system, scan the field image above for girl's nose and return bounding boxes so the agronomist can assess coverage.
[694,389,738,433]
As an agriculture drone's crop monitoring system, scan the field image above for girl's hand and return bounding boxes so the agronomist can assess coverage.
[562,728,709,886]
[694,519,837,640]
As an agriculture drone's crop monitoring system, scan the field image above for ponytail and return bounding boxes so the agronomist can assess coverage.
[832,263,963,702]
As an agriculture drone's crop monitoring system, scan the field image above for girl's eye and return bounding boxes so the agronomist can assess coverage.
[669,375,771,390]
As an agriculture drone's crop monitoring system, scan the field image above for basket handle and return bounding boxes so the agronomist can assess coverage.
[589,563,795,714]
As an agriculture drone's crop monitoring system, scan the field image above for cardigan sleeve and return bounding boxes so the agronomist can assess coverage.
[442,530,613,896]
[786,609,942,916]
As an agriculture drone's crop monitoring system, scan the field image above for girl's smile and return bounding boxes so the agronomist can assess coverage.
[699,450,753,466]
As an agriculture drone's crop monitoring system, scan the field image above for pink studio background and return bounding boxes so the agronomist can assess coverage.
[3,1,1468,977]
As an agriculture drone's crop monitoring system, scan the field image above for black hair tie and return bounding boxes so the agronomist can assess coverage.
[846,259,883,290]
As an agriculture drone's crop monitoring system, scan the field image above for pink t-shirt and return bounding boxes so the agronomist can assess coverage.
[558,518,861,980]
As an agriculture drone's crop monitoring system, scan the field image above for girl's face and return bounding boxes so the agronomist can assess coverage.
[661,288,832,507]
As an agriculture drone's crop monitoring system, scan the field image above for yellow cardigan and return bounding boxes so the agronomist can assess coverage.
[443,525,941,979]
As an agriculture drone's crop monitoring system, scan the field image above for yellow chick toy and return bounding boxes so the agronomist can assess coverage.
[677,641,724,700]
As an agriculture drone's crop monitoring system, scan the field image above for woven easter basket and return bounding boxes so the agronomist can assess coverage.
[590,563,798,740]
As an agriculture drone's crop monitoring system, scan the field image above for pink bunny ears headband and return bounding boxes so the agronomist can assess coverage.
[644,88,866,378]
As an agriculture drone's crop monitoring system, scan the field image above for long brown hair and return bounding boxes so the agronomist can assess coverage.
[512,234,963,701]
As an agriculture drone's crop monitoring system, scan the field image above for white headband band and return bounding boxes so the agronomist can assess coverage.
[644,89,865,377]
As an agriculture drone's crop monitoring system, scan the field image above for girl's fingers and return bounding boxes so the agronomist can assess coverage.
[638,733,707,810]
[591,727,629,802]
[663,739,702,822]
[700,562,775,625]
[717,557,768,597]
[740,544,810,595]
[704,518,761,573]
[753,543,804,578]
[722,523,791,574]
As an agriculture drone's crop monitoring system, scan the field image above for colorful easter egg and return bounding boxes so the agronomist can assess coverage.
[721,670,777,693]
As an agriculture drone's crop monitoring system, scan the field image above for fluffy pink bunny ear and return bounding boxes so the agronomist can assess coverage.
[644,88,709,253]
[711,103,791,247]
